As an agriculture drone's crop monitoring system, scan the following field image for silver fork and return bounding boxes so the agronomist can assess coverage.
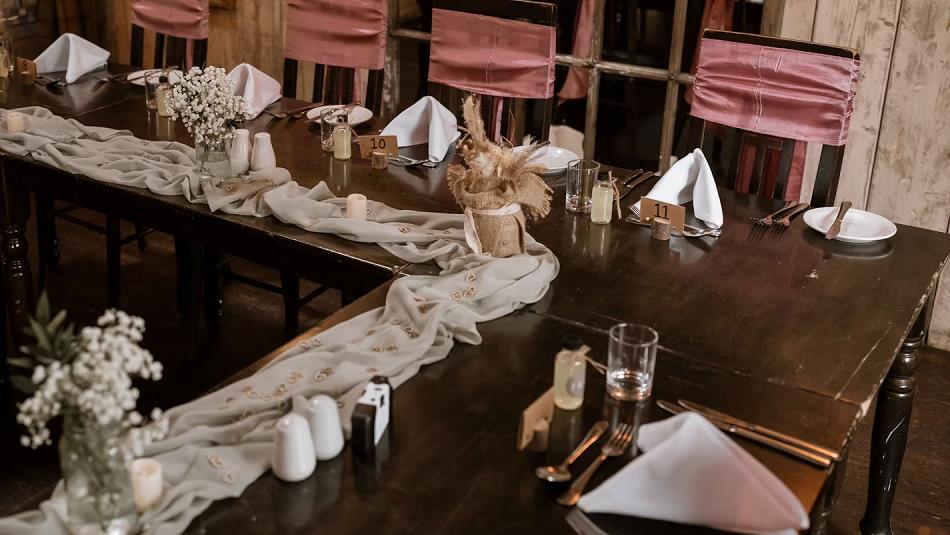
[388,155,438,169]
[751,201,796,226]
[557,423,634,506]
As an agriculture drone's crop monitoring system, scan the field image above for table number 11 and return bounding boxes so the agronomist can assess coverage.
[639,197,686,231]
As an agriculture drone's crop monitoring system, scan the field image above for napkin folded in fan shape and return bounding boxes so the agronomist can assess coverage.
[578,413,809,535]
[228,63,281,120]
[34,33,110,84]
[381,96,460,162]
[634,148,723,228]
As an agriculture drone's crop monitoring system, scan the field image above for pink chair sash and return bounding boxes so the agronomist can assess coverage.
[130,0,209,40]
[428,8,556,99]
[691,38,859,146]
[557,0,595,100]
[284,0,388,70]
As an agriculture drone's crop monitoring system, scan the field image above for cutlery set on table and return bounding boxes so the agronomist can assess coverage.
[537,399,837,510]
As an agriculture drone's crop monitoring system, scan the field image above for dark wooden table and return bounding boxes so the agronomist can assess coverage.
[3,66,948,535]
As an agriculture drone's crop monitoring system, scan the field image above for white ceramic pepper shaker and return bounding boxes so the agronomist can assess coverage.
[230,129,251,175]
[306,395,345,460]
[272,414,316,482]
[250,132,276,171]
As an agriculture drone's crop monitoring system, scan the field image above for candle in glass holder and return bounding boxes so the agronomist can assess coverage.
[5,111,24,133]
[346,193,367,220]
[131,458,163,512]
[371,150,387,170]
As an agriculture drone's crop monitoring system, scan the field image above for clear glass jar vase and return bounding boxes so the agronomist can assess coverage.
[59,413,137,535]
[193,135,233,194]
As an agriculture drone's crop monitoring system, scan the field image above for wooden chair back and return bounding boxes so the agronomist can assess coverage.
[130,25,208,70]
[427,0,557,143]
[282,63,385,116]
[685,30,859,207]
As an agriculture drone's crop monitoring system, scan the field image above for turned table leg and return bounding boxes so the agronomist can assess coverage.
[859,306,926,535]
[0,160,35,358]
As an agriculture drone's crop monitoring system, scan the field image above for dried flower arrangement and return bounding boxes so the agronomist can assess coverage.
[446,96,552,257]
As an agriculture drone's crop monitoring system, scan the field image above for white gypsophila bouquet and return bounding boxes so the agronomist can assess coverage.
[8,295,168,454]
[169,65,247,145]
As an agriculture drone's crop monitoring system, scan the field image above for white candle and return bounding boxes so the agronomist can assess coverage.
[6,112,24,133]
[346,193,367,220]
[131,458,163,512]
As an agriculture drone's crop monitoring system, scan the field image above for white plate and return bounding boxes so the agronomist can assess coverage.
[803,206,897,244]
[128,69,184,86]
[306,105,374,126]
[512,145,578,176]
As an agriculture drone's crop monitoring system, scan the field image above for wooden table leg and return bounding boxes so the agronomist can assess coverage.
[860,306,926,535]
[1,160,35,358]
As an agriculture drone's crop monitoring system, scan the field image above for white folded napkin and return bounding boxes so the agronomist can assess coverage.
[381,96,460,162]
[228,64,281,120]
[578,413,809,535]
[34,33,110,84]
[634,148,723,228]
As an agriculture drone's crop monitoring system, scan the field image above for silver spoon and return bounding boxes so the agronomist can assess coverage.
[535,420,608,483]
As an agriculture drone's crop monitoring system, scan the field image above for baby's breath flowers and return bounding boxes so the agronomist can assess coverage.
[11,298,167,454]
[169,66,247,145]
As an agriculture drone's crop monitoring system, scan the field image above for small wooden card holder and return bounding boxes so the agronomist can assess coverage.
[651,216,672,241]
[16,58,36,84]
[517,387,554,451]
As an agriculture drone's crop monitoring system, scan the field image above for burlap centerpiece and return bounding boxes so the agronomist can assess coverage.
[447,96,552,257]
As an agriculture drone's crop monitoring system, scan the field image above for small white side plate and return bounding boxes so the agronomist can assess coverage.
[512,145,579,176]
[128,69,184,86]
[306,105,374,126]
[803,206,897,244]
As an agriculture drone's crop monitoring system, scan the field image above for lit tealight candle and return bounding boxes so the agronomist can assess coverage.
[5,112,25,133]
[346,193,368,220]
[131,458,163,512]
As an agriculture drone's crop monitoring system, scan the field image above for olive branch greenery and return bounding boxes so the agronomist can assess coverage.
[6,292,78,395]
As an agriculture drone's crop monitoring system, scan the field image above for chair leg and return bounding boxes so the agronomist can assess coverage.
[35,194,53,291]
[203,249,223,333]
[280,271,300,340]
[105,214,121,308]
[134,223,148,252]
[174,235,190,319]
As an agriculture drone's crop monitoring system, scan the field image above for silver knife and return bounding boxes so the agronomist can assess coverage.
[656,400,833,468]
[825,200,852,239]
[677,399,839,461]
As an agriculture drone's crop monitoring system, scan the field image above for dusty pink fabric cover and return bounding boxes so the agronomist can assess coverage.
[557,0,594,100]
[284,0,388,70]
[428,8,556,99]
[691,38,859,146]
[131,0,209,40]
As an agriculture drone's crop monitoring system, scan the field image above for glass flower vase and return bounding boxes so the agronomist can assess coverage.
[59,413,137,535]
[193,135,233,193]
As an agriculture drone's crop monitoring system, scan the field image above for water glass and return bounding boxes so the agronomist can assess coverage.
[606,323,658,401]
[565,159,600,213]
[144,72,161,110]
[320,108,344,152]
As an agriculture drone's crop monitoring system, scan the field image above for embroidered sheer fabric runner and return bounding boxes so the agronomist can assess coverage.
[0,107,559,534]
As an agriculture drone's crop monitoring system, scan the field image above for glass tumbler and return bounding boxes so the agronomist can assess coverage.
[565,159,600,213]
[320,108,345,152]
[606,323,658,401]
[144,72,161,110]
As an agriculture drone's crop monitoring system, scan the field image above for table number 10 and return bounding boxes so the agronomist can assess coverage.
[357,135,399,159]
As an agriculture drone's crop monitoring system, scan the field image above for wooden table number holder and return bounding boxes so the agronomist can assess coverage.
[517,387,554,452]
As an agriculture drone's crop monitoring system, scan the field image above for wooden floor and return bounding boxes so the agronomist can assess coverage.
[1,207,948,533]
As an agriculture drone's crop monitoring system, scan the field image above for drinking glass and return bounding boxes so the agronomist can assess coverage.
[144,72,161,110]
[565,159,600,213]
[320,108,344,152]
[606,323,658,401]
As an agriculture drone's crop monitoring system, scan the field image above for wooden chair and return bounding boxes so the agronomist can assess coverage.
[427,0,557,143]
[130,25,208,70]
[282,63,384,115]
[685,30,860,207]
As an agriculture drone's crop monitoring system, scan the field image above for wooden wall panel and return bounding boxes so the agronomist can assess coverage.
[863,0,950,348]
[812,0,901,210]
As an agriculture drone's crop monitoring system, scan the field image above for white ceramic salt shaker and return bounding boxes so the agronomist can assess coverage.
[230,129,251,175]
[272,414,316,482]
[250,132,276,171]
[345,193,368,220]
[306,395,345,460]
